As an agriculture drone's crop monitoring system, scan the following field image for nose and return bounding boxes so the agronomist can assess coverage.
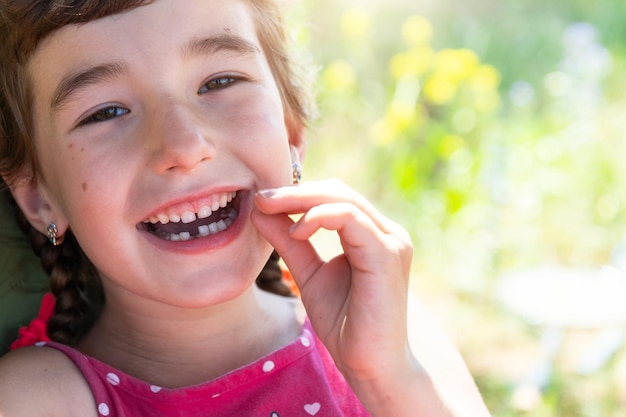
[146,103,216,173]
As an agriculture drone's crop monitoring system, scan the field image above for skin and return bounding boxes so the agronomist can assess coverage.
[0,0,492,416]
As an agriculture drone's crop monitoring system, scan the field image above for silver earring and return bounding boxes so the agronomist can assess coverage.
[292,161,302,185]
[47,223,65,246]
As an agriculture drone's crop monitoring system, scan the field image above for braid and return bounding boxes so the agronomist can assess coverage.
[255,250,295,297]
[44,233,97,345]
[8,191,98,345]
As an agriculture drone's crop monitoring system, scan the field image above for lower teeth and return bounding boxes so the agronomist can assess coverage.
[164,210,237,241]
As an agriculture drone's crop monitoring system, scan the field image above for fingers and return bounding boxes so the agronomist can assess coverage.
[255,179,402,236]
[289,202,396,275]
[252,179,415,375]
[249,208,324,284]
[252,179,413,287]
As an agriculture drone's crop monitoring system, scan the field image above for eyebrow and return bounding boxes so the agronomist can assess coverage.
[49,35,260,111]
[51,62,127,110]
[182,33,261,60]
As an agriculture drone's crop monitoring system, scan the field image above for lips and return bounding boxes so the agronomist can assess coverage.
[137,191,241,241]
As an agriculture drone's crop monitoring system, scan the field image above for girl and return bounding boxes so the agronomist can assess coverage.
[0,0,490,416]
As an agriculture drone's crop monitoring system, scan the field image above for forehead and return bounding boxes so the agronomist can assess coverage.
[26,0,261,100]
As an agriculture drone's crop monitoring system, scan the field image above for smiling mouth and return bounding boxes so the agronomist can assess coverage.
[137,191,241,241]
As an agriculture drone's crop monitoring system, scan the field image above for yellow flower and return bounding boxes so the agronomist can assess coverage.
[322,60,356,92]
[388,100,416,132]
[423,74,457,105]
[402,15,433,47]
[389,47,434,79]
[369,118,397,146]
[469,64,501,92]
[435,48,479,83]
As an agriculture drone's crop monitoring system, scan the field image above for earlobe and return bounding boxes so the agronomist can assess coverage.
[287,119,307,162]
[288,121,306,185]
[7,175,68,238]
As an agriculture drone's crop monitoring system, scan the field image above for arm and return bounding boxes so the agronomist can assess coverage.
[340,294,490,417]
[252,180,491,417]
[0,347,97,417]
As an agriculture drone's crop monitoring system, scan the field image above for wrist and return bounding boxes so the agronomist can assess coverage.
[343,346,456,417]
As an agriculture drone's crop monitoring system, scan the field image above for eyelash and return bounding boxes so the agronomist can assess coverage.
[78,106,130,126]
[198,75,241,94]
[76,76,242,126]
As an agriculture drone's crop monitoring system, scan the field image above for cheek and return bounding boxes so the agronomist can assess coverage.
[46,145,129,225]
[222,95,293,183]
[242,120,292,183]
[222,90,287,138]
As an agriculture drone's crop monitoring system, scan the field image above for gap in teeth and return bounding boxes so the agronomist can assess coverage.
[146,191,236,225]
[164,209,237,241]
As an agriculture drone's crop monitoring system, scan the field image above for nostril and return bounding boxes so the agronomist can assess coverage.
[156,135,216,172]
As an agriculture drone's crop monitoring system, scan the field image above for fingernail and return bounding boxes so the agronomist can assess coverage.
[257,188,278,199]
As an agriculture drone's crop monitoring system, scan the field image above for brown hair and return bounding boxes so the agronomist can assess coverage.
[0,0,313,344]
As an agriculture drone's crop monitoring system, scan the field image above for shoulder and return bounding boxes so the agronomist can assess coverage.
[0,346,98,417]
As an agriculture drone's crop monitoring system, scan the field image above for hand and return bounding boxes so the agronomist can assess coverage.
[251,179,414,380]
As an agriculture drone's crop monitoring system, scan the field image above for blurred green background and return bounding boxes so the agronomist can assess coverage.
[291,0,626,415]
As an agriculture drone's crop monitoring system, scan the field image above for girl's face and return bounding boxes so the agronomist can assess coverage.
[25,0,298,307]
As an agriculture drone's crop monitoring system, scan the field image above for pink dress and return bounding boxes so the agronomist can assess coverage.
[37,319,371,417]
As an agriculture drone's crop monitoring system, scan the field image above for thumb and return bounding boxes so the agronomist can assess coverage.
[250,207,323,287]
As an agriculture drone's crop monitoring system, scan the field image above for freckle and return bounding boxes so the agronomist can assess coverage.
[81,148,85,152]
[68,144,73,149]
[82,183,88,191]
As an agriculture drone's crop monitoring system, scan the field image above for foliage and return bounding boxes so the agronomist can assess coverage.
[294,0,626,415]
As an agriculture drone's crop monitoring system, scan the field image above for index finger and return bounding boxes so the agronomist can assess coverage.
[255,180,398,234]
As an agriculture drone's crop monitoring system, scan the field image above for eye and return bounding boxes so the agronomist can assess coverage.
[198,76,239,94]
[79,106,130,126]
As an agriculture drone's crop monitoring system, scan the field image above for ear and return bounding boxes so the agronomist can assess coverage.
[287,118,307,162]
[6,173,68,237]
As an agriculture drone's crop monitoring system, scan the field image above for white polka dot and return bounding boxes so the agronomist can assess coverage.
[300,336,311,347]
[150,385,162,393]
[34,342,47,347]
[98,403,110,416]
[262,360,275,373]
[106,373,120,386]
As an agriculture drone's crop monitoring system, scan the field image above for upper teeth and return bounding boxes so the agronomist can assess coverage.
[144,191,236,225]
